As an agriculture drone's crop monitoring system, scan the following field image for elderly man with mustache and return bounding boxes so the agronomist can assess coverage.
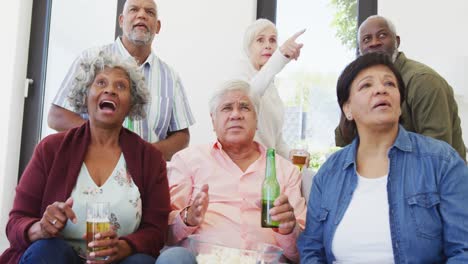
[49,0,195,161]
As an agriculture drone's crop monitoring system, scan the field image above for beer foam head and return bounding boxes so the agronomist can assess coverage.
[86,216,109,222]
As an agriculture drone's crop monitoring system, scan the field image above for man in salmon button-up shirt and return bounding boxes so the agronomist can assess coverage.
[155,80,306,264]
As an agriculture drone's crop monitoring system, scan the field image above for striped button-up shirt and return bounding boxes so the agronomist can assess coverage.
[53,38,195,142]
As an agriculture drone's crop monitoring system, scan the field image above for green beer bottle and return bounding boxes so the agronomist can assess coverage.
[261,148,280,228]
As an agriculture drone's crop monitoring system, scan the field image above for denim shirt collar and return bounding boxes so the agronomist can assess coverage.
[342,125,413,171]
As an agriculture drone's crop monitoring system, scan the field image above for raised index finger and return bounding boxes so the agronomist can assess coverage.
[288,29,306,42]
[58,202,77,224]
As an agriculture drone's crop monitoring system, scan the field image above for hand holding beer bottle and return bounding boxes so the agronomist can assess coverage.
[261,148,297,235]
[269,195,297,235]
[262,148,280,228]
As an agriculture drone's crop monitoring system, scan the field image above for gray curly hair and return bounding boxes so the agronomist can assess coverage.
[68,51,149,120]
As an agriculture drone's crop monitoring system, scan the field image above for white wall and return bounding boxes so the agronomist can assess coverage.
[41,1,118,138]
[154,0,257,145]
[0,0,33,252]
[378,0,468,155]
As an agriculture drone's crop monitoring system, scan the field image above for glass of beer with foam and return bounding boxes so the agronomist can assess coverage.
[86,202,110,260]
[290,142,309,171]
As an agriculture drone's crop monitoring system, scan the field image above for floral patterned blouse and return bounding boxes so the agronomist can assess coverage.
[61,153,142,258]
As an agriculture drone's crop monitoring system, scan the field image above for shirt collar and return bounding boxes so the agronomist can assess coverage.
[342,125,413,170]
[115,37,155,67]
[211,140,266,157]
[391,125,413,152]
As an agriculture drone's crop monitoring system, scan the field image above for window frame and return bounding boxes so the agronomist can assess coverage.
[18,2,123,179]
[255,0,377,143]
[256,0,378,45]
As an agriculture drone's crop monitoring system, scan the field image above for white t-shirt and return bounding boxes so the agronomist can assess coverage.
[332,174,394,264]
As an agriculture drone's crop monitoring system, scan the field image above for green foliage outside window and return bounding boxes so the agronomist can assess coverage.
[330,0,357,51]
[309,147,341,170]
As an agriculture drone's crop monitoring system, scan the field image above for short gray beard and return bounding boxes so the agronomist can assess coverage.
[126,30,153,46]
[359,44,399,63]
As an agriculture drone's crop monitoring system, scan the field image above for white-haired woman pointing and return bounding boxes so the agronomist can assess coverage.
[235,18,305,159]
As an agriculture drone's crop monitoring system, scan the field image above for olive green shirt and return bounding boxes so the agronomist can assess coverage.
[335,52,466,161]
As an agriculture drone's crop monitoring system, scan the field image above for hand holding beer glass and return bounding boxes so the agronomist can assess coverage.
[86,202,112,261]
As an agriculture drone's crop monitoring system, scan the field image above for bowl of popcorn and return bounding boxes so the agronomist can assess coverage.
[188,235,283,264]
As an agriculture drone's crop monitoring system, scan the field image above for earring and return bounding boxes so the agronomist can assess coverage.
[346,114,352,120]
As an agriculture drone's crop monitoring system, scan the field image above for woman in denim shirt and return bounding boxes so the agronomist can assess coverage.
[298,53,468,263]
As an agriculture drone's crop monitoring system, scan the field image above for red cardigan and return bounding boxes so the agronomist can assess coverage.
[0,122,171,263]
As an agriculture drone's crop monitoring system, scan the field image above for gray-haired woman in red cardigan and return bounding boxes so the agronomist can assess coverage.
[1,51,171,264]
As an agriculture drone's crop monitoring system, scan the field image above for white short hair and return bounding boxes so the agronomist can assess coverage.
[358,15,397,41]
[243,18,277,57]
[209,80,260,117]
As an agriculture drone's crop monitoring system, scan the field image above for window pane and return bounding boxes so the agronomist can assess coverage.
[41,1,117,139]
[275,0,357,156]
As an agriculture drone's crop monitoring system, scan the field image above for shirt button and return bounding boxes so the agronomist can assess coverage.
[395,243,399,249]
